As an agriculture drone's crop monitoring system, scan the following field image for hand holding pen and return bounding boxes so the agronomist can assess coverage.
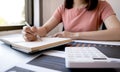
[23,22,40,41]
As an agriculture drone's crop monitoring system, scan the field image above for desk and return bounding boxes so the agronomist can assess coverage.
[0,36,120,72]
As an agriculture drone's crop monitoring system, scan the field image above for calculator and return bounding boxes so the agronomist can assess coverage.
[65,47,114,68]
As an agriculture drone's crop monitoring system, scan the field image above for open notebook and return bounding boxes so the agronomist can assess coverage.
[0,36,72,53]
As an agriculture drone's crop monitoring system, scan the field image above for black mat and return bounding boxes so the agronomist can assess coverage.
[27,54,117,72]
[28,54,70,72]
[5,66,34,72]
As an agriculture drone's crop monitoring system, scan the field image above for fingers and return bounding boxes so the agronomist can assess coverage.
[31,27,37,33]
[23,26,30,33]
[23,26,37,35]
[53,32,63,37]
[53,31,73,39]
[22,26,37,41]
[23,34,37,41]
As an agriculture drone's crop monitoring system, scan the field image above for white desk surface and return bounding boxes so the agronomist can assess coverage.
[0,41,61,72]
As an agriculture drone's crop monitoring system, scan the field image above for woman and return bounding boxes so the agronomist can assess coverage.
[23,0,120,41]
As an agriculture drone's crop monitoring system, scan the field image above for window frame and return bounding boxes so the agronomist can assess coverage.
[0,0,34,31]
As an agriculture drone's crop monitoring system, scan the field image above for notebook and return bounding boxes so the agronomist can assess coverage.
[0,36,72,53]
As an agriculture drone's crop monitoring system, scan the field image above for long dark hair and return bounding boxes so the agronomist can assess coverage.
[65,0,98,11]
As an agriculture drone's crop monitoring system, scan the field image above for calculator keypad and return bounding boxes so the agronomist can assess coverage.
[65,47,108,62]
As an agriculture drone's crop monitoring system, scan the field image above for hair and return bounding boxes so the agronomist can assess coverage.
[65,0,98,11]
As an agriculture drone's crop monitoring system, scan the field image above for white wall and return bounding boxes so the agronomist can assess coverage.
[43,0,64,23]
[43,0,64,36]
[107,0,120,20]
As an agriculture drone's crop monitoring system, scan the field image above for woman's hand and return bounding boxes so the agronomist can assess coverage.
[53,31,78,39]
[22,26,38,41]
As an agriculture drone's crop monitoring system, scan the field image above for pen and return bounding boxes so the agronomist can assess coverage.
[25,22,31,27]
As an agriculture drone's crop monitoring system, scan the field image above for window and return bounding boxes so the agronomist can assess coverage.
[0,0,34,31]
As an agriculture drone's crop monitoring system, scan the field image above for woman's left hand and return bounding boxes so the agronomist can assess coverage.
[53,31,75,39]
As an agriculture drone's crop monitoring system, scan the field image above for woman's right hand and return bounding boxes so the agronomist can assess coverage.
[22,26,38,41]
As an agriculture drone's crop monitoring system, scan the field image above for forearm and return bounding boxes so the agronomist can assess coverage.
[37,16,61,37]
[37,25,57,37]
[37,26,48,37]
[73,29,120,41]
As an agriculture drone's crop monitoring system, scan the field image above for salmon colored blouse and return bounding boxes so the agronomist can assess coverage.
[53,1,115,32]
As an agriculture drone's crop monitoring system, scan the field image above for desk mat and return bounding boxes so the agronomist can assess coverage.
[66,42,120,58]
[27,54,117,72]
[5,66,34,72]
[27,54,69,72]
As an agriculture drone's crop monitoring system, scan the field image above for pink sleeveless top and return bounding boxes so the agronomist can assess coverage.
[53,1,115,32]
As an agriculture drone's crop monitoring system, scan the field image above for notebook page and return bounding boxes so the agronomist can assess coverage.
[13,37,71,48]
